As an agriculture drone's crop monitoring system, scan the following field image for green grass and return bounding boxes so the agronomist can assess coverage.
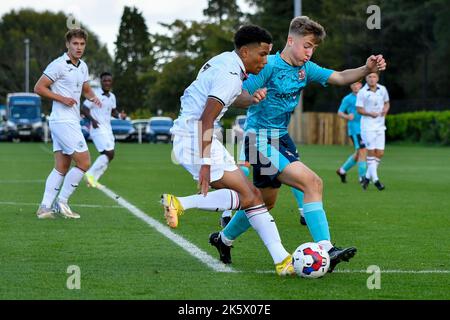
[0,142,449,299]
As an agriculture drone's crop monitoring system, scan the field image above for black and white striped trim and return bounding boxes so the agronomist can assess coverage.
[208,95,225,107]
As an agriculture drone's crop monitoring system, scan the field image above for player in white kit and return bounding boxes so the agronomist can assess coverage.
[82,72,119,188]
[160,25,296,276]
[34,28,101,219]
[357,72,390,191]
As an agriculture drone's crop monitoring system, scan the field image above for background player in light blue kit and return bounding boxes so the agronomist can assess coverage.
[336,81,367,185]
[209,16,386,272]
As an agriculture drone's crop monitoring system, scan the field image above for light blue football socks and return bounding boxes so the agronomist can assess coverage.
[303,201,330,242]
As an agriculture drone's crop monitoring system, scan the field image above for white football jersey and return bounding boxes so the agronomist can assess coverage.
[43,52,90,123]
[356,83,390,131]
[171,51,247,135]
[83,88,116,135]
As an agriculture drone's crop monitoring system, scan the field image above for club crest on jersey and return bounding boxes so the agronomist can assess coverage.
[298,69,306,80]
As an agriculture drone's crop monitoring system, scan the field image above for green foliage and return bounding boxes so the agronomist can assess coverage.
[113,6,155,113]
[245,0,450,111]
[0,9,112,110]
[386,111,450,145]
[129,108,152,120]
[203,0,243,25]
[148,20,235,113]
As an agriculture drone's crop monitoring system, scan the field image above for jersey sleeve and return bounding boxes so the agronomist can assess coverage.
[242,64,272,94]
[112,94,117,109]
[338,96,349,113]
[382,87,390,102]
[208,71,242,106]
[43,60,61,82]
[83,64,89,83]
[356,90,365,108]
[305,61,334,86]
[83,99,93,109]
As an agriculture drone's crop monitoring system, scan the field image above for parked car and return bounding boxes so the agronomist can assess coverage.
[231,115,247,143]
[146,116,173,143]
[111,119,137,142]
[80,117,91,141]
[132,119,150,142]
[0,116,17,141]
[6,93,44,141]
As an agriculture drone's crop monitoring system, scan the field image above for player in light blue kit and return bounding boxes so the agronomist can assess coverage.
[336,81,367,185]
[209,16,386,272]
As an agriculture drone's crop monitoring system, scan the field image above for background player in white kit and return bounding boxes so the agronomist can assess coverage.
[82,72,119,188]
[357,72,390,190]
[161,25,296,276]
[34,28,101,219]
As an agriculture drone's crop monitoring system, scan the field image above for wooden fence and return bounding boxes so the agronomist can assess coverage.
[288,110,350,145]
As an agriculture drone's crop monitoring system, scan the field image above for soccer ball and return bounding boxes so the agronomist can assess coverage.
[292,242,330,278]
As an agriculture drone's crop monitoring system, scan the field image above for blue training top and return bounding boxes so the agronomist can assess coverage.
[338,92,361,135]
[243,52,334,138]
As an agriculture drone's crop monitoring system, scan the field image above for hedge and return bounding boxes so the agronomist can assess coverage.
[386,111,450,145]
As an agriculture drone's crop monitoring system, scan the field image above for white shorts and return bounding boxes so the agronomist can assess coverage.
[91,132,115,152]
[361,130,385,150]
[50,121,88,155]
[172,134,238,182]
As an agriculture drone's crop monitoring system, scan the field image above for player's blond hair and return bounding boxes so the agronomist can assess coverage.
[289,16,326,44]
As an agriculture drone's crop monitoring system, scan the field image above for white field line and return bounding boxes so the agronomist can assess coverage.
[0,201,122,209]
[97,184,236,273]
[34,145,449,276]
[255,269,450,274]
[0,180,44,183]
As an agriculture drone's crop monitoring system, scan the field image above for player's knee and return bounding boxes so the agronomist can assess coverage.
[106,151,115,161]
[265,201,276,211]
[239,186,262,209]
[306,173,323,196]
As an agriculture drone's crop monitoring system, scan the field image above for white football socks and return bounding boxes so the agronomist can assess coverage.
[178,189,240,211]
[245,204,290,264]
[88,154,109,180]
[41,168,64,208]
[58,167,85,203]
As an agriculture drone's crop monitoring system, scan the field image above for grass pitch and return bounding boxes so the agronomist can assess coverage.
[0,142,449,300]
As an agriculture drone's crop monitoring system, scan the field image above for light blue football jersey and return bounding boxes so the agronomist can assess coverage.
[243,52,334,138]
[338,92,361,135]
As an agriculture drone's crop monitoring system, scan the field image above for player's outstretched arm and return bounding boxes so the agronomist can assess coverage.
[328,54,387,86]
[82,82,101,106]
[232,88,267,108]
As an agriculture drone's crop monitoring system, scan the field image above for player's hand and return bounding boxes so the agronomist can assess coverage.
[198,165,211,196]
[366,54,387,73]
[92,119,99,129]
[61,97,77,107]
[251,88,267,104]
[90,96,102,107]
[348,114,355,121]
[370,112,379,118]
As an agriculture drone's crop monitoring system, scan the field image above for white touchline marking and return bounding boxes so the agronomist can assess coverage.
[0,180,45,183]
[0,201,123,209]
[255,269,450,274]
[97,184,236,273]
[35,145,448,276]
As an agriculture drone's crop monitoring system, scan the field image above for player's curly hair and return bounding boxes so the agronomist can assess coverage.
[289,16,326,44]
[65,28,88,43]
[234,25,272,49]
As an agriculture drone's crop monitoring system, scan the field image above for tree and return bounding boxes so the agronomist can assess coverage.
[113,6,155,112]
[0,9,112,110]
[203,0,243,25]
